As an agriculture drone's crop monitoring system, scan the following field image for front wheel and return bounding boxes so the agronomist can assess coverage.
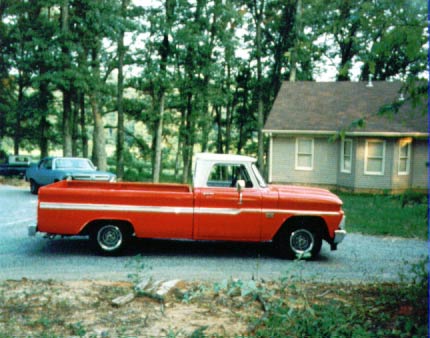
[30,179,39,195]
[276,226,322,259]
[91,223,130,255]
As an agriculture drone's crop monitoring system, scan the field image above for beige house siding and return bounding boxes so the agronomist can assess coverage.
[411,140,428,189]
[270,136,337,185]
[270,135,427,192]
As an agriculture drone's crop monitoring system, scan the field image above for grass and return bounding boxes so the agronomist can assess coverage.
[337,191,428,240]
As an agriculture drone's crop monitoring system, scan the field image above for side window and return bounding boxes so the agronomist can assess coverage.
[207,164,253,188]
[40,159,53,170]
[340,139,353,173]
[398,139,411,175]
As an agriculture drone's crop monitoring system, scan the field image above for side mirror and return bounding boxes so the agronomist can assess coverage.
[236,180,245,205]
[236,179,245,193]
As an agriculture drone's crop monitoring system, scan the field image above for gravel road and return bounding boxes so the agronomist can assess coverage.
[0,184,427,283]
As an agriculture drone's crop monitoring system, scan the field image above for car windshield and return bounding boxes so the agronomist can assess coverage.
[252,164,267,188]
[55,158,95,170]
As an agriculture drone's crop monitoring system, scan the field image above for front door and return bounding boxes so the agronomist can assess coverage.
[194,163,262,241]
[38,158,53,185]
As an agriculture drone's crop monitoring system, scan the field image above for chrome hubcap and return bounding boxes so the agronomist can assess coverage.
[97,225,122,251]
[290,229,314,254]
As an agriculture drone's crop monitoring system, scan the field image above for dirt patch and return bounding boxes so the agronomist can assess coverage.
[0,279,260,337]
[0,277,427,337]
[0,176,28,188]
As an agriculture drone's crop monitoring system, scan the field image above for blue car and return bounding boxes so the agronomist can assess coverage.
[26,157,116,194]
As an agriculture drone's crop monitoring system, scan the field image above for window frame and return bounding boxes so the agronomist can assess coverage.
[364,139,386,176]
[398,139,412,176]
[295,137,314,171]
[340,138,353,174]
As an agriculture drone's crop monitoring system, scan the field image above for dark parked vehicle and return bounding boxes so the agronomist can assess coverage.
[25,157,116,194]
[0,155,32,177]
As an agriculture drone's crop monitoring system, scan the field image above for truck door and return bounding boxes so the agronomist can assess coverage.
[194,163,262,241]
[38,158,53,185]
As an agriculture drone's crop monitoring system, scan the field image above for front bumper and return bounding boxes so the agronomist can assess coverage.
[330,215,346,250]
[28,223,37,237]
[333,229,347,244]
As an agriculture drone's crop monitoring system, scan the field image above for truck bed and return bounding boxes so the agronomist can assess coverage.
[44,180,192,193]
[37,180,194,238]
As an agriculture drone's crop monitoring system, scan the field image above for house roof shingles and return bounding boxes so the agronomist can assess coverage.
[263,81,428,135]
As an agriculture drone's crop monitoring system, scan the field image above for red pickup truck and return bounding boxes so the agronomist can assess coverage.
[29,153,346,258]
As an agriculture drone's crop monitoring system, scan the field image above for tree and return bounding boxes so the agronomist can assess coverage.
[359,0,427,81]
[116,0,130,180]
[60,0,73,157]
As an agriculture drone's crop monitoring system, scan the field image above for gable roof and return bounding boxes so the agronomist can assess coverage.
[263,81,428,137]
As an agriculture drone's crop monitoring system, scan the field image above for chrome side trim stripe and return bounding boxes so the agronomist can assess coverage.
[40,202,194,214]
[40,202,341,217]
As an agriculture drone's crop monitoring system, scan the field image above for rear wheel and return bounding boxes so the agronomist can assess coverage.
[91,223,130,255]
[30,179,39,195]
[276,225,322,259]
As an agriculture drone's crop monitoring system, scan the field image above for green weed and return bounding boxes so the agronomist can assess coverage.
[250,258,429,337]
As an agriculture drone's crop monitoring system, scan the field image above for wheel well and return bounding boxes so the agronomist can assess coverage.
[274,216,329,241]
[80,220,134,237]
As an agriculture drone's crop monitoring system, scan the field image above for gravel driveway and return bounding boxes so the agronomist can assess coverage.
[0,184,427,283]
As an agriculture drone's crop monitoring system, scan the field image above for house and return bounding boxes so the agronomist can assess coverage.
[263,81,428,193]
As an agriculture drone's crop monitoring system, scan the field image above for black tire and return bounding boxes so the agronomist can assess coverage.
[91,223,130,255]
[30,179,39,195]
[276,226,322,260]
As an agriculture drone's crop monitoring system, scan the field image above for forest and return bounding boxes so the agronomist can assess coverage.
[0,0,427,183]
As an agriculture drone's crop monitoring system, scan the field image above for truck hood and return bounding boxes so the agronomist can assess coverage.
[64,169,115,180]
[269,184,343,209]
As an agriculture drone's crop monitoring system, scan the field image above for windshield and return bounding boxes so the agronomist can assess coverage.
[55,158,95,170]
[252,164,267,188]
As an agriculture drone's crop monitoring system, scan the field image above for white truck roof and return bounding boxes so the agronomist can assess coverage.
[193,153,258,188]
[195,153,256,164]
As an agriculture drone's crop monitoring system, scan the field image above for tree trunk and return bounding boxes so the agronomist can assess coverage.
[61,0,73,156]
[62,90,73,156]
[116,0,129,181]
[255,1,265,170]
[215,106,223,154]
[90,93,107,171]
[71,97,79,156]
[153,92,165,183]
[182,92,193,184]
[79,92,88,158]
[39,65,50,158]
[90,47,107,171]
[14,73,24,155]
[152,0,174,183]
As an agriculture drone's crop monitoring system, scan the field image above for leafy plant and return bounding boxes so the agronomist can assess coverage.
[250,258,429,337]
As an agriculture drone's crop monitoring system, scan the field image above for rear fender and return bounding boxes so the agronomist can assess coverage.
[80,219,135,237]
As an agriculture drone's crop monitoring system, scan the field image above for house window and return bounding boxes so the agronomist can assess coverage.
[340,139,353,173]
[365,140,385,175]
[295,138,314,170]
[398,139,412,175]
